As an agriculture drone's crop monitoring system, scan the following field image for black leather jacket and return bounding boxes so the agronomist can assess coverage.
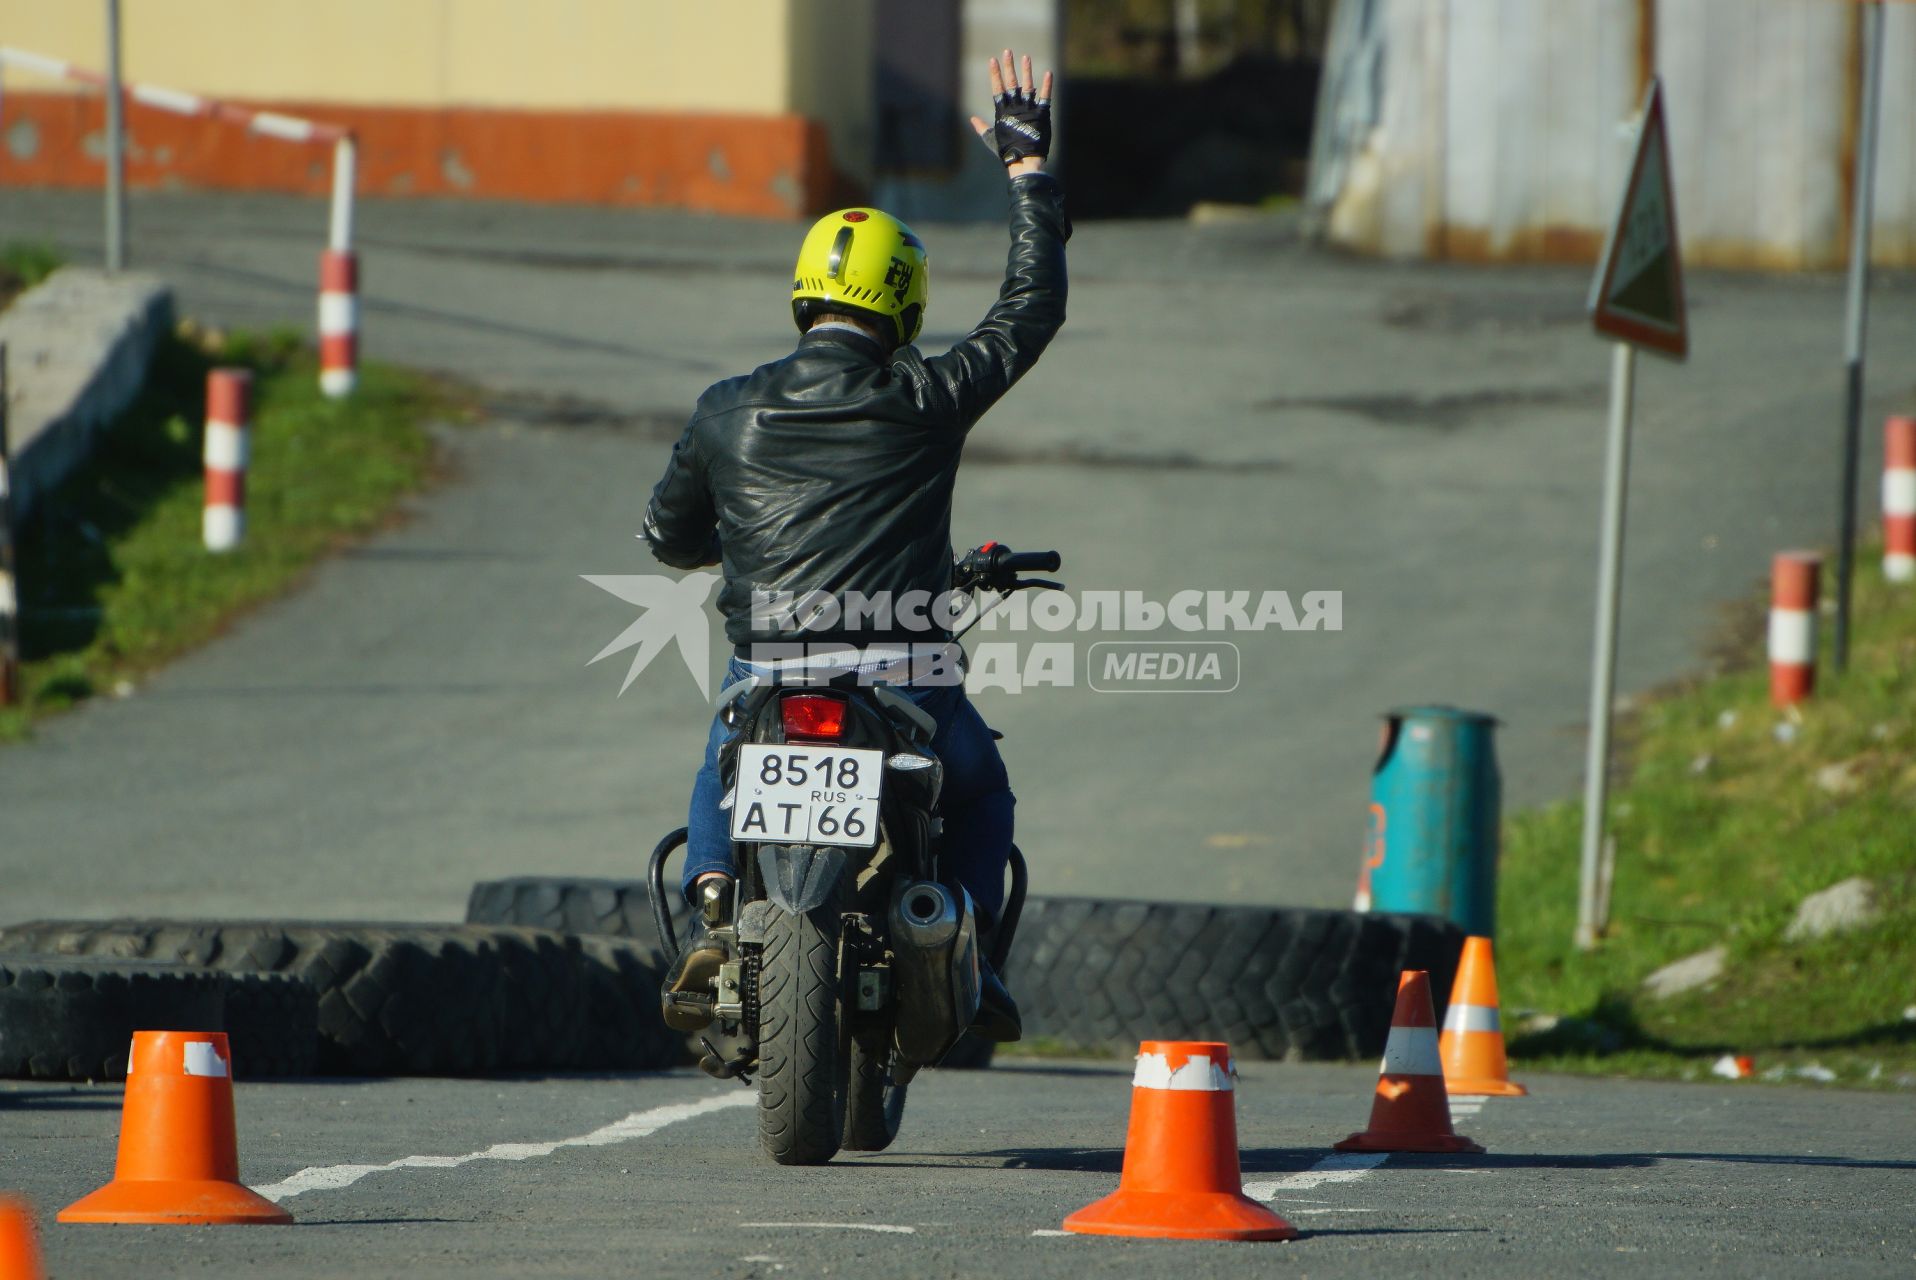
[643,173,1069,649]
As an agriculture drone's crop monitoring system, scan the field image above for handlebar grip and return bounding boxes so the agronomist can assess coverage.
[1000,550,1062,574]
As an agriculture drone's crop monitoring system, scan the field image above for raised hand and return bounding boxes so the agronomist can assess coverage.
[969,49,1054,176]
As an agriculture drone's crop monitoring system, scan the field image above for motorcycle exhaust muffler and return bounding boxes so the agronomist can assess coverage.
[888,879,982,1065]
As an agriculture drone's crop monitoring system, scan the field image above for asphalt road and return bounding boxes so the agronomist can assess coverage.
[4,1061,1912,1279]
[1,191,1914,1273]
[3,190,1913,917]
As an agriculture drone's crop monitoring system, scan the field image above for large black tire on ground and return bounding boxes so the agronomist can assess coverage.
[462,879,1464,1063]
[467,877,690,960]
[0,956,225,1081]
[464,880,699,1068]
[1010,900,1466,1061]
[222,972,321,1077]
[469,875,999,1071]
[573,936,695,1070]
[0,921,659,1076]
[756,879,849,1165]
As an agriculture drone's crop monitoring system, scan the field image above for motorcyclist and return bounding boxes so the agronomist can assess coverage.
[642,50,1067,1044]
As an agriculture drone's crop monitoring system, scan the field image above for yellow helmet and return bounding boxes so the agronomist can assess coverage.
[791,207,929,347]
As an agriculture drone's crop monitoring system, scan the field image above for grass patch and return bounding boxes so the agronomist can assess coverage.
[1,325,452,741]
[1498,556,1916,1090]
[0,239,65,310]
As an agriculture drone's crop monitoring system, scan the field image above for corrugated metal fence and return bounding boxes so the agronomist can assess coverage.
[1308,0,1916,268]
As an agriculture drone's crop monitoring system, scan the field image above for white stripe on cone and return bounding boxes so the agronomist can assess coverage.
[0,569,15,617]
[183,1041,230,1078]
[1889,554,1916,583]
[1768,608,1814,665]
[319,368,356,397]
[1379,1026,1443,1076]
[1131,1050,1235,1091]
[1441,1003,1501,1034]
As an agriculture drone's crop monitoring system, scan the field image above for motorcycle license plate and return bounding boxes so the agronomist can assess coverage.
[730,745,883,847]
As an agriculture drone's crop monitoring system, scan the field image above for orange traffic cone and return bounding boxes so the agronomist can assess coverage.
[0,1196,45,1280]
[1336,970,1484,1154]
[58,1031,292,1225]
[1439,936,1528,1097]
[1063,1040,1297,1241]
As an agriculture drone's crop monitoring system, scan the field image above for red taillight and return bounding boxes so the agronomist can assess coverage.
[781,694,847,741]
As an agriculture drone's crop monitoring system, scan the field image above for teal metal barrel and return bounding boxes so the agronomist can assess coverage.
[1354,706,1501,938]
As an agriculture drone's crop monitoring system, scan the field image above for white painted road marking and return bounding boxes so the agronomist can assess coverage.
[744,1223,917,1234]
[254,1092,752,1202]
[1283,1208,1379,1216]
[1243,1151,1389,1201]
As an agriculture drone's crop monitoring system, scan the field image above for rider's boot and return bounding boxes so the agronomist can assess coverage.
[972,960,1022,1043]
[970,901,1021,1042]
[661,875,732,1033]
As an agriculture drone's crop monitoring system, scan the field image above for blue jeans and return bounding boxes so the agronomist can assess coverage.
[683,656,1016,920]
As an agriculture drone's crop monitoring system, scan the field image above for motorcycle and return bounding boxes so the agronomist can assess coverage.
[647,543,1063,1164]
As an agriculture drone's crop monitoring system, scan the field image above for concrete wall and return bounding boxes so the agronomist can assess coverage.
[0,0,877,216]
[1310,0,1916,268]
[0,270,173,527]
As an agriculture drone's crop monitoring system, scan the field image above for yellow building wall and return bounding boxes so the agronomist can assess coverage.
[0,0,875,214]
[0,1,797,112]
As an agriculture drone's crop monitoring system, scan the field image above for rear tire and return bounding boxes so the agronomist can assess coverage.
[841,1031,907,1151]
[755,878,848,1165]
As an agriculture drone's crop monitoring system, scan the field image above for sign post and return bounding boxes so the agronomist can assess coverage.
[103,0,126,272]
[1833,0,1887,673]
[1576,77,1687,950]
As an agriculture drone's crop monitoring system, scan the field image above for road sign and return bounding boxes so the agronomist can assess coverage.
[1589,78,1687,360]
[1576,76,1691,949]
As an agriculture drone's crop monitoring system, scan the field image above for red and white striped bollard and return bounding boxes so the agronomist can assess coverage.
[318,249,358,399]
[1885,415,1915,584]
[203,368,252,552]
[1768,552,1820,707]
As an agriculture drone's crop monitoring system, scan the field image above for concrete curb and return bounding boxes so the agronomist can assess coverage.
[0,267,174,524]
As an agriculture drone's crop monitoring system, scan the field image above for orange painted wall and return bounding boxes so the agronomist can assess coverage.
[0,93,858,218]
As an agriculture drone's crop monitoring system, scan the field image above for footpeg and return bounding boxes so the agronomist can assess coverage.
[662,990,716,1033]
[698,1035,756,1083]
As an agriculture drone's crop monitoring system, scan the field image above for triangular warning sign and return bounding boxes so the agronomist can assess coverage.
[1590,78,1687,359]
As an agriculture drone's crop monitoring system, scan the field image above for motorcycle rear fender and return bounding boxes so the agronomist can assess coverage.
[757,844,850,914]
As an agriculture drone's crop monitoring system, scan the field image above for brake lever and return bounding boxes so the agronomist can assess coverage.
[1012,578,1066,592]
